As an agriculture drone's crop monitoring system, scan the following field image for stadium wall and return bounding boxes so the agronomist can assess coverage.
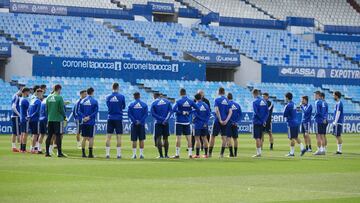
[234,55,261,86]
[31,56,206,83]
[4,44,32,81]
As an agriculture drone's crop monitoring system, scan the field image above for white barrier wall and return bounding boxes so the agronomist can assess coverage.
[234,54,262,87]
[5,45,33,82]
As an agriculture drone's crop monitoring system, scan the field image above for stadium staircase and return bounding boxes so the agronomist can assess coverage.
[110,0,128,9]
[317,42,360,67]
[347,0,360,14]
[103,22,173,61]
[0,30,38,55]
[241,0,278,20]
[191,27,257,61]
[174,0,203,16]
[135,81,175,102]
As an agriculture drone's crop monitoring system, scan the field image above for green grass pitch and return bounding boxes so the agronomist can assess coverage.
[0,134,360,203]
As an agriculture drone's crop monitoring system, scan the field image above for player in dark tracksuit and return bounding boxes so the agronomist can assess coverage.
[105,83,126,159]
[251,89,269,157]
[332,91,344,155]
[191,90,211,150]
[283,92,307,157]
[128,92,148,159]
[262,92,274,150]
[28,89,43,153]
[192,93,211,158]
[19,88,31,153]
[78,88,99,158]
[227,93,242,157]
[151,93,172,159]
[172,88,198,159]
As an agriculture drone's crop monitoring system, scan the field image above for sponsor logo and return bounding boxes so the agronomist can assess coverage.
[183,101,190,107]
[280,67,316,77]
[62,60,179,73]
[216,55,238,63]
[110,96,118,102]
[158,99,166,105]
[83,100,91,106]
[221,99,228,105]
[200,105,206,111]
[0,46,9,52]
[134,103,142,109]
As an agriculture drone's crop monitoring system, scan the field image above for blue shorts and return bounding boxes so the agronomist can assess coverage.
[154,123,170,138]
[82,125,95,138]
[227,124,239,138]
[11,117,20,135]
[301,122,311,134]
[20,121,29,134]
[253,124,263,139]
[212,121,229,136]
[107,119,123,134]
[39,120,47,134]
[75,120,82,134]
[194,128,209,137]
[29,121,40,135]
[288,126,299,139]
[175,124,191,136]
[131,124,146,141]
[315,123,327,135]
[332,124,342,137]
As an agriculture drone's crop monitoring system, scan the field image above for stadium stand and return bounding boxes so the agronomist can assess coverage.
[114,0,184,10]
[11,0,119,9]
[11,76,154,111]
[323,84,360,104]
[106,19,232,61]
[0,13,166,61]
[248,0,360,26]
[181,0,271,19]
[0,79,18,110]
[319,40,360,62]
[248,82,360,113]
[197,25,359,69]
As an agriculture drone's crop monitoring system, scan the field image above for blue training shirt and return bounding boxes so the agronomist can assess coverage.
[252,96,269,125]
[283,101,299,127]
[28,97,41,122]
[322,99,329,123]
[72,98,82,121]
[106,92,126,120]
[301,103,312,124]
[193,101,211,130]
[229,100,242,125]
[79,96,99,126]
[173,96,198,125]
[214,95,230,122]
[151,98,172,124]
[11,93,21,118]
[39,99,47,122]
[128,99,148,125]
[314,99,324,124]
[334,100,344,124]
[19,97,30,123]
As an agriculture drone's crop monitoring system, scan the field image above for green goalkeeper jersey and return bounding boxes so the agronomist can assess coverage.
[46,93,66,122]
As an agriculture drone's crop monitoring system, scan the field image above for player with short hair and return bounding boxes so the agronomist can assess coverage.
[320,92,329,152]
[19,88,31,153]
[28,88,43,153]
[78,87,98,158]
[227,93,242,157]
[209,87,233,158]
[332,91,344,155]
[193,93,211,158]
[45,84,67,157]
[283,92,307,157]
[73,90,87,149]
[11,88,22,152]
[300,96,312,152]
[251,89,269,157]
[262,92,274,150]
[313,91,326,155]
[172,88,198,159]
[105,83,126,159]
[151,92,172,159]
[40,84,47,95]
[128,92,148,159]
